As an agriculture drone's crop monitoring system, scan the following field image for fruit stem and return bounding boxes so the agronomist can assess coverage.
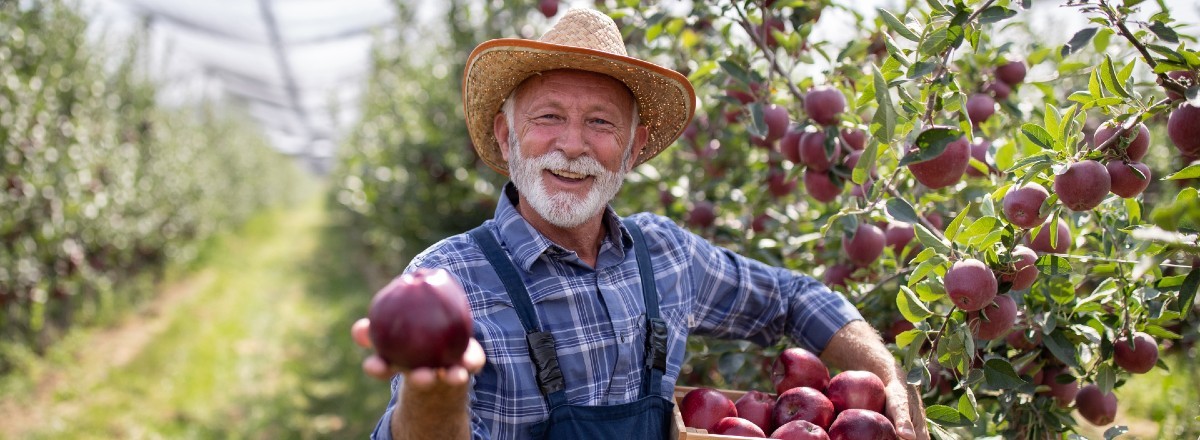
[925,305,959,368]
[1094,0,1191,99]
[731,2,807,107]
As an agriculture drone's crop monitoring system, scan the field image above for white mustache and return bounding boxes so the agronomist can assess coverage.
[531,151,607,177]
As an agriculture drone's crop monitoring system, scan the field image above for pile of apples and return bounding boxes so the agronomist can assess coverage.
[680,347,895,439]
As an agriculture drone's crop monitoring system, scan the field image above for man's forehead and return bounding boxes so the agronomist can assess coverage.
[513,69,635,105]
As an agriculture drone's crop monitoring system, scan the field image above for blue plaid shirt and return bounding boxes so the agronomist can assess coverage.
[372,184,862,440]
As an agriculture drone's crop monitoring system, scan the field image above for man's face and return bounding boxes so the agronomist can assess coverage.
[499,70,647,229]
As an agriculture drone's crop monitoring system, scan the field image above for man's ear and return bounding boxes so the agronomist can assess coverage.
[625,125,650,171]
[494,112,512,162]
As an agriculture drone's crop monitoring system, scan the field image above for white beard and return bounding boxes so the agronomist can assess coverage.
[507,132,629,229]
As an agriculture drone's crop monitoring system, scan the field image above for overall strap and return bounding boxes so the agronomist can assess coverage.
[621,218,668,399]
[468,226,566,402]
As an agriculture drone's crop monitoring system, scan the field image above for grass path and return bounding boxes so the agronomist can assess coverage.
[0,191,391,439]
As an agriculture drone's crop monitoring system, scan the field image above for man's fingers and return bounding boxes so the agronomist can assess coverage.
[464,338,486,373]
[352,318,373,349]
[362,354,396,381]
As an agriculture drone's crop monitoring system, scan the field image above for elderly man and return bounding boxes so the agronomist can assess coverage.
[353,8,928,440]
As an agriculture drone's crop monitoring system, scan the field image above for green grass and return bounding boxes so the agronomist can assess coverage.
[2,189,392,439]
[1112,353,1200,439]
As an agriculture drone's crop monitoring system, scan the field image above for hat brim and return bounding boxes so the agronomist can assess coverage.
[463,38,696,176]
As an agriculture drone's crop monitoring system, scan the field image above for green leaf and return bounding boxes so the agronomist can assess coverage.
[887,198,922,224]
[914,223,953,255]
[871,65,897,143]
[944,203,971,242]
[977,6,1016,24]
[878,8,921,42]
[898,286,934,322]
[957,391,978,422]
[919,26,951,56]
[983,358,1027,389]
[1100,56,1132,98]
[899,127,964,166]
[957,216,998,246]
[1096,362,1117,394]
[748,103,767,138]
[1164,164,1200,180]
[853,140,878,185]
[897,328,925,349]
[925,405,973,427]
[1022,123,1057,150]
[1044,330,1081,370]
[1062,27,1099,57]
[907,61,938,79]
[1105,426,1131,440]
[1176,268,1199,314]
[1149,21,1180,43]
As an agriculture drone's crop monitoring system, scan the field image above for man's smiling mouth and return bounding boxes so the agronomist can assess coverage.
[549,169,588,180]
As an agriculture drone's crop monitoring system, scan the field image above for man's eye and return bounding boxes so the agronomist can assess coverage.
[539,114,560,120]
[590,118,613,126]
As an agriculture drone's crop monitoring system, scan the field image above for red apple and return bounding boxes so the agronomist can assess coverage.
[1168,104,1200,155]
[772,347,831,394]
[368,268,474,370]
[965,139,992,177]
[681,388,738,431]
[687,201,717,229]
[768,170,797,198]
[945,259,998,312]
[985,81,1011,100]
[907,136,970,189]
[1093,123,1150,161]
[825,370,886,414]
[1113,331,1159,374]
[843,224,885,266]
[763,104,791,143]
[1054,160,1111,211]
[773,387,835,430]
[537,0,558,18]
[782,128,806,164]
[966,93,996,125]
[1027,219,1072,254]
[804,169,841,203]
[996,60,1027,86]
[1006,327,1043,351]
[1106,161,1151,198]
[1166,70,1196,101]
[771,419,831,439]
[805,87,847,126]
[998,245,1039,291]
[884,222,916,258]
[1002,184,1050,229]
[736,390,777,434]
[713,417,767,437]
[1075,384,1118,426]
[966,294,1018,340]
[1041,366,1079,408]
[824,263,856,288]
[826,409,897,440]
[800,131,840,172]
[841,128,867,150]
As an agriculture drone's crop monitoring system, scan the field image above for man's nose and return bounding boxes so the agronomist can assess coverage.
[556,120,589,158]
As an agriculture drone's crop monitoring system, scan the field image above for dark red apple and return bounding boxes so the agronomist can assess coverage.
[966,93,996,125]
[771,419,830,439]
[1002,184,1050,229]
[998,245,1038,291]
[843,224,885,266]
[825,370,886,414]
[1006,327,1042,351]
[688,201,717,229]
[772,347,831,394]
[966,294,1018,340]
[782,128,806,164]
[965,139,992,177]
[1168,104,1200,155]
[826,409,896,440]
[907,136,970,189]
[763,104,791,143]
[1106,161,1151,198]
[368,268,474,370]
[1075,384,1118,426]
[681,388,738,431]
[945,259,998,312]
[824,263,856,288]
[984,81,1011,100]
[1054,160,1111,211]
[800,131,840,171]
[804,169,841,203]
[1113,331,1159,374]
[996,60,1027,86]
[1027,219,1071,254]
[768,170,797,198]
[773,387,835,430]
[713,417,767,437]
[884,222,916,258]
[841,128,867,150]
[538,0,558,18]
[1166,70,1196,101]
[1093,123,1150,161]
[805,87,847,126]
[736,390,777,434]
[1041,366,1079,408]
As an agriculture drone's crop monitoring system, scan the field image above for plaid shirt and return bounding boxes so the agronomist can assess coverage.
[372,184,862,440]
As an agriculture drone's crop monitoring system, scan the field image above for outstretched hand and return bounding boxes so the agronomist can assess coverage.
[351,318,486,390]
[883,376,929,440]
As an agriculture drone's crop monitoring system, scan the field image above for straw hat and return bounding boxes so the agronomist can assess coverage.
[463,8,696,176]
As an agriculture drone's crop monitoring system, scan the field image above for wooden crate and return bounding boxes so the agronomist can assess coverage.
[673,386,766,440]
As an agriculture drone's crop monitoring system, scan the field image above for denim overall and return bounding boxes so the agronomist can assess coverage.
[469,219,673,439]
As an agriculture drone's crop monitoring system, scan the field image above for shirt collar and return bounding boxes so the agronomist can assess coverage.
[493,182,633,271]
